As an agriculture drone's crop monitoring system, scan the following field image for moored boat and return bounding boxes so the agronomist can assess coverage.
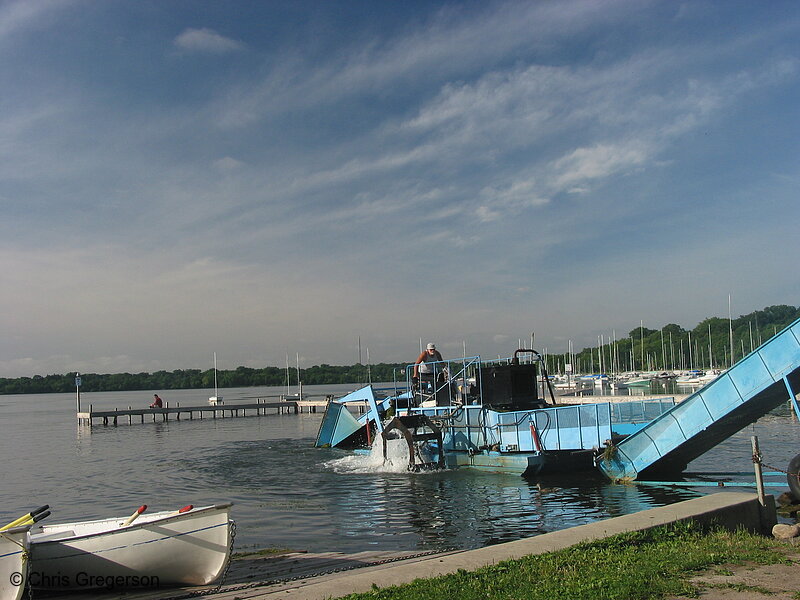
[0,526,29,600]
[29,503,233,589]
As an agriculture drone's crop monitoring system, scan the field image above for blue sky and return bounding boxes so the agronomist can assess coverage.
[1,0,799,378]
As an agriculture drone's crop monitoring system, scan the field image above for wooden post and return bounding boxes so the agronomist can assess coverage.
[752,436,766,507]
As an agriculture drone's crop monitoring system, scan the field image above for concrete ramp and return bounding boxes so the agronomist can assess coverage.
[598,317,800,480]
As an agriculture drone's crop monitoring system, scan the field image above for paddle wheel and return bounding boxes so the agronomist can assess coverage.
[381,414,445,471]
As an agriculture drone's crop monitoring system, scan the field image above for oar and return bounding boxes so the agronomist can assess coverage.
[14,509,51,527]
[28,510,51,525]
[0,505,49,531]
[167,505,193,517]
[121,505,147,527]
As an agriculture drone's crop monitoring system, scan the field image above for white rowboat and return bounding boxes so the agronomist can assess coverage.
[29,503,233,589]
[0,526,29,600]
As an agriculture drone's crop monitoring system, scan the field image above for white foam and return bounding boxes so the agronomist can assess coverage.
[324,433,426,474]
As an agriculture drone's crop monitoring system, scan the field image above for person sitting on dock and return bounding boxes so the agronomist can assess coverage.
[149,394,163,408]
[413,343,446,393]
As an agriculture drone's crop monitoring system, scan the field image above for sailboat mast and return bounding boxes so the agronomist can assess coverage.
[708,324,713,369]
[728,294,735,366]
[213,352,218,398]
[640,320,644,372]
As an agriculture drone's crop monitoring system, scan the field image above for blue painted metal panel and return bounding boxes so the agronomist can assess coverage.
[727,352,774,398]
[636,414,682,459]
[613,422,658,436]
[579,404,601,448]
[315,401,363,447]
[530,403,612,451]
[610,399,676,424]
[759,323,800,375]
[656,394,714,433]
[696,375,743,421]
[786,377,800,420]
[416,403,615,453]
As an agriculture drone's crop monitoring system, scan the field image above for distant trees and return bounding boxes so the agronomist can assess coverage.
[2,305,798,395]
[0,363,406,395]
[544,304,800,375]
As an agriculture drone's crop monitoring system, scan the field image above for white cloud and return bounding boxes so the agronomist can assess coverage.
[550,142,651,190]
[174,28,244,54]
[213,156,245,170]
[478,179,549,222]
[0,0,73,43]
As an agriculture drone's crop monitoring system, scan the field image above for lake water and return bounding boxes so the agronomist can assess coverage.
[1,384,799,554]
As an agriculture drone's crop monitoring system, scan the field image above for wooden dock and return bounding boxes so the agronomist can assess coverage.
[77,396,332,426]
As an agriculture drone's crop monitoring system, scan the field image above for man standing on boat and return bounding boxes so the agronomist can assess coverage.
[413,343,446,396]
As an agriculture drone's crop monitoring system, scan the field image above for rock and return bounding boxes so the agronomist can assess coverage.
[777,491,798,506]
[772,524,800,539]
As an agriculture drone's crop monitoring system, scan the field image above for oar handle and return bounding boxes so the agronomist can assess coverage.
[122,505,147,527]
[7,509,51,528]
[1,505,50,531]
[31,510,50,524]
[167,505,193,517]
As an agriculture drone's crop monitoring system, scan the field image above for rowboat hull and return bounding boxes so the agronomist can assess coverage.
[0,527,29,600]
[29,503,232,589]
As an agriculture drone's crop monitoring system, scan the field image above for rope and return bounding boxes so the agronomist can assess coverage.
[0,531,26,550]
[761,462,800,478]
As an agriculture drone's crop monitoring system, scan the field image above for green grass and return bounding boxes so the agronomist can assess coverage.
[339,522,793,600]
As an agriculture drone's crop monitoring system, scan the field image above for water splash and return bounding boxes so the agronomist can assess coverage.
[324,433,431,474]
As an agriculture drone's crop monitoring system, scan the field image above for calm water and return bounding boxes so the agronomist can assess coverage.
[1,384,799,553]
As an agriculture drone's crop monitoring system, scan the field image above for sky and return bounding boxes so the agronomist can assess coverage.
[1,0,799,378]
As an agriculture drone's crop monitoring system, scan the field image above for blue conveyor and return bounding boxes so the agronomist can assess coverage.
[598,317,800,480]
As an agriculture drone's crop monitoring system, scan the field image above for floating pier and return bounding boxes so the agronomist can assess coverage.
[77,396,332,426]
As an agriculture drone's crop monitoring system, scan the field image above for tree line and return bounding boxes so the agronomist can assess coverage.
[2,305,798,395]
[0,363,406,395]
[540,304,800,376]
